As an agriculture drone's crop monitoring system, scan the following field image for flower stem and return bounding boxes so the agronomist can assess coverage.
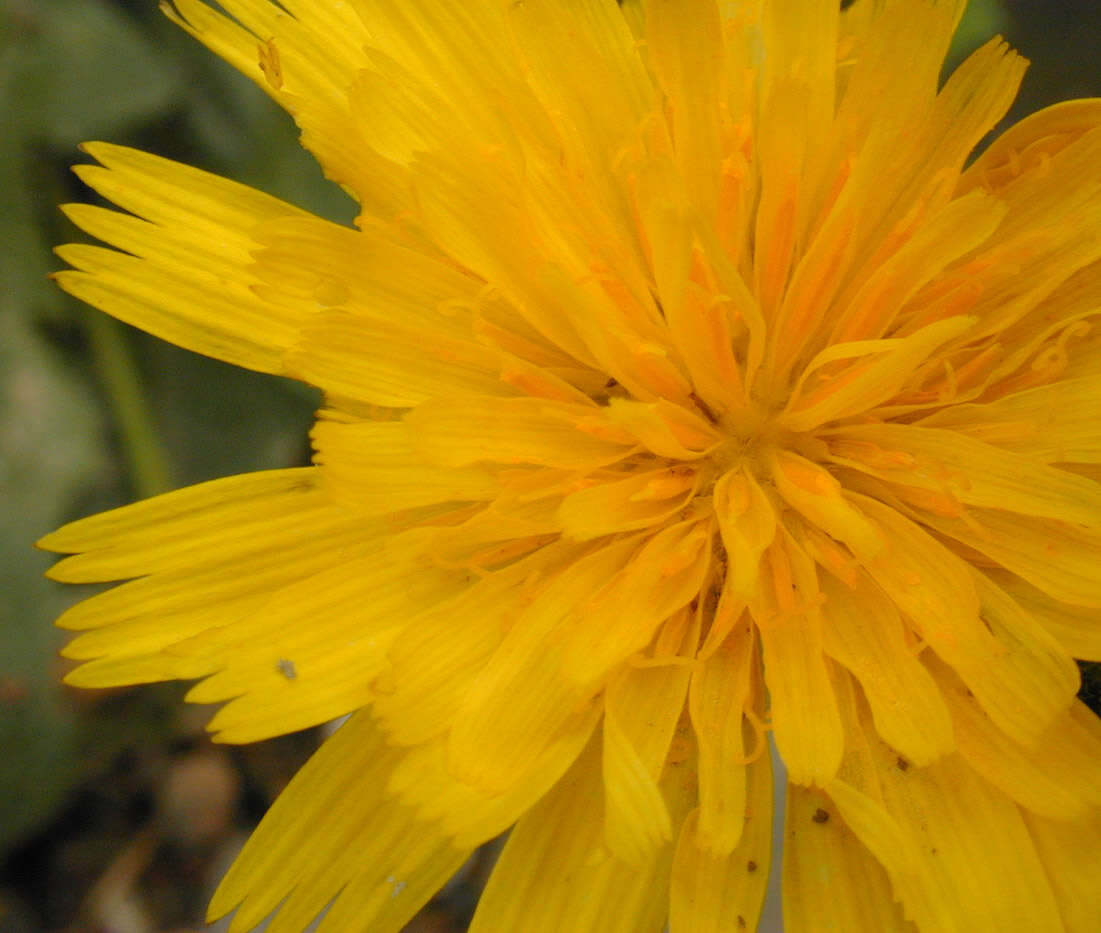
[85,313,173,499]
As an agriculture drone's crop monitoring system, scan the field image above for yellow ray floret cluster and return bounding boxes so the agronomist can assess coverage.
[41,0,1101,930]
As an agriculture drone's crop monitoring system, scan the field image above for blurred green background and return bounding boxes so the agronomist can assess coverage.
[2,0,1100,929]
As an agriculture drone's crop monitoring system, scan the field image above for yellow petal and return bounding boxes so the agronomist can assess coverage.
[959,98,1101,196]
[166,0,406,213]
[444,537,639,791]
[370,547,564,746]
[688,620,755,854]
[53,528,353,688]
[752,75,802,324]
[45,471,362,678]
[184,0,367,103]
[603,708,674,864]
[917,504,1101,608]
[250,214,479,338]
[505,0,655,204]
[448,521,709,792]
[564,519,714,682]
[669,747,772,933]
[820,572,954,766]
[407,396,633,469]
[849,699,1065,933]
[858,496,1078,745]
[799,2,1012,370]
[603,397,722,459]
[311,418,499,515]
[838,25,1021,300]
[44,468,469,741]
[751,532,844,786]
[183,540,463,743]
[641,0,724,224]
[346,0,518,141]
[918,374,1101,463]
[966,572,1080,743]
[769,449,883,559]
[1025,806,1101,933]
[628,167,746,415]
[403,1,675,394]
[823,778,922,879]
[759,0,838,239]
[632,156,693,324]
[957,120,1101,343]
[557,466,699,540]
[991,570,1101,660]
[56,144,311,374]
[712,466,777,602]
[208,712,467,933]
[40,468,319,570]
[837,0,964,160]
[468,733,677,933]
[603,661,692,863]
[930,653,1101,820]
[852,495,978,657]
[386,705,601,851]
[828,190,1007,344]
[346,2,534,197]
[782,784,917,933]
[67,142,309,245]
[259,212,574,410]
[288,309,508,408]
[780,315,975,432]
[409,149,601,368]
[835,422,1101,526]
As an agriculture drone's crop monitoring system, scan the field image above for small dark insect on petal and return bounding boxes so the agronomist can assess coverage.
[277,658,297,680]
[746,860,758,872]
[812,808,830,824]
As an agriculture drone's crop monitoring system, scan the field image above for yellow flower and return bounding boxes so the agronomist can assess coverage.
[41,0,1101,930]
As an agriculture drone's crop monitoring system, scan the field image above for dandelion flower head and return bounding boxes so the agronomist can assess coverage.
[42,1,1101,930]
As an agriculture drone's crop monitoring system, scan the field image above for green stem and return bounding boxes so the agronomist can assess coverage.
[85,313,173,499]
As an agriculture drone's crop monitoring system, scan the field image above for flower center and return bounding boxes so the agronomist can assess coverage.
[711,406,780,475]
[701,401,831,495]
